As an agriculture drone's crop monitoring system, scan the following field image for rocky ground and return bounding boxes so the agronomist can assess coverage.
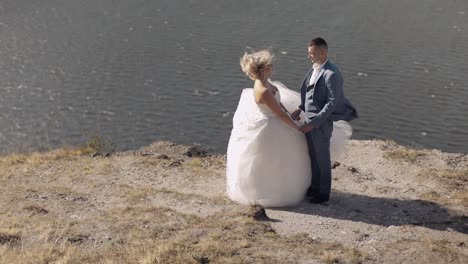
[0,140,466,263]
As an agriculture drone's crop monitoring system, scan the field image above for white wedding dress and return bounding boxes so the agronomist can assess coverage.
[226,80,352,207]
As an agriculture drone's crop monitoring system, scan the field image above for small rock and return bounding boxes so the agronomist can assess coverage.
[68,234,89,244]
[185,146,207,157]
[246,205,270,221]
[72,197,88,203]
[169,161,182,167]
[193,256,209,264]
[0,234,20,244]
[92,152,111,157]
[157,154,169,159]
[25,207,49,215]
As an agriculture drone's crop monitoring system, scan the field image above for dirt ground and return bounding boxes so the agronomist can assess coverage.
[0,140,466,263]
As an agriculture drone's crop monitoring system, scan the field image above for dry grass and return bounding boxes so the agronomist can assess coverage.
[181,157,226,179]
[452,192,468,207]
[186,157,203,169]
[138,155,224,178]
[114,184,154,204]
[421,237,464,261]
[125,186,154,204]
[421,190,468,207]
[421,168,468,183]
[4,140,465,263]
[384,145,428,163]
[139,158,164,167]
[0,136,109,166]
[79,135,111,154]
[1,155,366,264]
[157,188,232,206]
[0,229,20,245]
[385,238,467,264]
[0,137,110,185]
[417,168,468,206]
[420,190,443,202]
[375,186,397,194]
[322,251,340,264]
[0,204,369,264]
[0,145,368,263]
[319,243,367,264]
[22,203,49,215]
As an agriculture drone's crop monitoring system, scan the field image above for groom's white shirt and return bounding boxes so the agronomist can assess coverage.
[309,59,328,86]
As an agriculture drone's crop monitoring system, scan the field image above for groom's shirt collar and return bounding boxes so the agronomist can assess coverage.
[313,59,328,71]
[309,59,328,85]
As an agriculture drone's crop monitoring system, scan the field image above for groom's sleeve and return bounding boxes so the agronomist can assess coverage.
[309,72,343,127]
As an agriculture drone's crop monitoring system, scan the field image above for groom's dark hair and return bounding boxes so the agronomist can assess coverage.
[309,37,328,50]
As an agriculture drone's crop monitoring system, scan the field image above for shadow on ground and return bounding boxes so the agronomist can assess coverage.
[276,191,467,234]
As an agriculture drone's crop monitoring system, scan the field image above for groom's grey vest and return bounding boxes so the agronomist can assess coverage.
[300,60,358,125]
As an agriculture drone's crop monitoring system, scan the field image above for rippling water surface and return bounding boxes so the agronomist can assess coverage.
[0,0,467,154]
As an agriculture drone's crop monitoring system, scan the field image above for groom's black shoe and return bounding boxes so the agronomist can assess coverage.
[305,188,318,198]
[308,194,329,204]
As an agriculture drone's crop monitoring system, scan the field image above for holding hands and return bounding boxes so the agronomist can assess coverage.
[295,123,313,133]
[290,108,314,133]
[300,123,314,133]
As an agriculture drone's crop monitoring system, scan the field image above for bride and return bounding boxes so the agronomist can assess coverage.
[226,49,351,207]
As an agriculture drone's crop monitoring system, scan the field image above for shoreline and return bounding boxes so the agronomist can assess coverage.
[0,139,466,263]
[2,135,468,159]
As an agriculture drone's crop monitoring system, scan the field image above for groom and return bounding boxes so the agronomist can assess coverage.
[292,37,358,204]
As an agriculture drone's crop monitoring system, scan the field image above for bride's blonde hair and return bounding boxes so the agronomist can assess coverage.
[240,49,274,80]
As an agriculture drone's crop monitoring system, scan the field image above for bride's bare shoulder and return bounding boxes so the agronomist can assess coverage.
[253,82,269,104]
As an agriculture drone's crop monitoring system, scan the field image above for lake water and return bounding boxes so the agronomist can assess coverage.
[1,0,467,154]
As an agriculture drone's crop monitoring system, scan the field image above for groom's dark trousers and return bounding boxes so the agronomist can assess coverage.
[305,121,333,196]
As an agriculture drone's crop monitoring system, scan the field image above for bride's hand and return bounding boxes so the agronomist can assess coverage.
[300,124,314,133]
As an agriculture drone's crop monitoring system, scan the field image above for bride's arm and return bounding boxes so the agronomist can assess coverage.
[254,86,301,131]
[279,102,291,115]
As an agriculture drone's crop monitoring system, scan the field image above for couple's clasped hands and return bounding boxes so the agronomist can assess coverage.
[291,108,314,133]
